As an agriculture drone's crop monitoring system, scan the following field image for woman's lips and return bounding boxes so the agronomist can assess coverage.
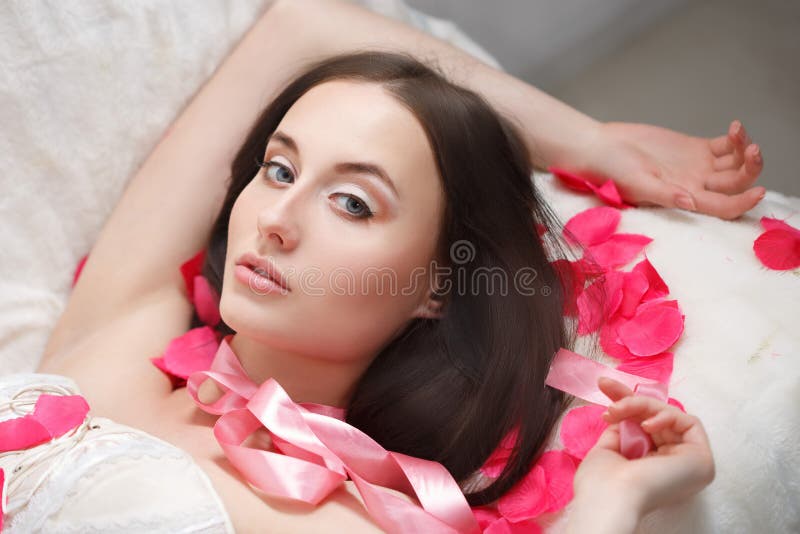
[234,264,290,295]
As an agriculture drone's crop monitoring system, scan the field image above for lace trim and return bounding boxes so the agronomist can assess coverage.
[6,430,230,533]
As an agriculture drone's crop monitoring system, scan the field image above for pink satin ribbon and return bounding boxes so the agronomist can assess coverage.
[545,348,669,459]
[187,340,668,532]
[187,336,481,534]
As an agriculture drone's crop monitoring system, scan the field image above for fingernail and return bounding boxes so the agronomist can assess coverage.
[757,189,766,201]
[676,194,696,211]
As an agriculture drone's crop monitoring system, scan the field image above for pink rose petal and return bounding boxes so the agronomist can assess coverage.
[159,326,219,380]
[760,216,800,238]
[632,256,669,301]
[497,464,549,521]
[180,249,206,300]
[668,397,686,412]
[480,427,519,477]
[753,229,800,270]
[577,279,605,334]
[550,166,594,192]
[193,276,221,326]
[619,270,649,318]
[585,234,653,269]
[600,315,637,361]
[538,450,578,513]
[560,405,608,460]
[618,302,684,356]
[588,179,629,209]
[564,206,621,246]
[617,351,674,384]
[550,259,585,317]
[549,167,633,208]
[72,253,89,288]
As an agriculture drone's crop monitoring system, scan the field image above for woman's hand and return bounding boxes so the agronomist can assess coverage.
[566,120,766,220]
[572,377,716,517]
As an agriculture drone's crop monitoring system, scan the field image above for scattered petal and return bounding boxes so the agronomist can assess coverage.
[564,207,621,246]
[550,166,594,192]
[585,234,653,269]
[618,302,684,356]
[538,450,578,513]
[480,427,519,478]
[72,253,89,287]
[560,405,608,460]
[600,315,637,361]
[617,352,674,384]
[194,276,221,326]
[180,249,206,300]
[759,216,800,238]
[550,259,585,317]
[157,326,220,381]
[497,464,549,521]
[549,167,633,208]
[588,180,629,209]
[577,279,605,334]
[753,229,800,270]
[632,256,669,301]
[619,270,649,318]
[668,397,686,412]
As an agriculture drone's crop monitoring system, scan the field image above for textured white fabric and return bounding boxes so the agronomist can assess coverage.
[0,0,797,533]
[0,373,235,533]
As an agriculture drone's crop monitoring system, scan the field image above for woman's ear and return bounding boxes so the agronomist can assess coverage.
[412,291,445,320]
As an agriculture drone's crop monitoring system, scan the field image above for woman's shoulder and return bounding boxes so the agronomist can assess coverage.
[0,372,234,533]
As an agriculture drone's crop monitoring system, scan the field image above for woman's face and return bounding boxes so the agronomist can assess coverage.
[220,80,445,362]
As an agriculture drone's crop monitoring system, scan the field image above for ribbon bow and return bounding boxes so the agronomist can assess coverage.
[187,335,482,534]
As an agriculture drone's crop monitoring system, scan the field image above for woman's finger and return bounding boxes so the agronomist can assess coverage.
[707,145,763,193]
[691,185,766,220]
[597,376,635,403]
[605,395,681,423]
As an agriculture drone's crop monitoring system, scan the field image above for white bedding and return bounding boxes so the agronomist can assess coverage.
[0,1,797,532]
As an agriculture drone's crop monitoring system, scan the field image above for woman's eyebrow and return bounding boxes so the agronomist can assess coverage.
[268,130,399,197]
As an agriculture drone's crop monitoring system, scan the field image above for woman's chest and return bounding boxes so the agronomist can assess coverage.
[145,390,385,533]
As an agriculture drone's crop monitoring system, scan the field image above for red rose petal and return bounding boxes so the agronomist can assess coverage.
[588,179,630,209]
[550,166,594,192]
[668,397,686,412]
[560,405,608,460]
[160,326,219,380]
[753,229,800,270]
[180,249,206,300]
[549,167,633,208]
[0,468,4,530]
[72,253,89,288]
[760,216,800,238]
[479,428,518,478]
[585,234,653,269]
[617,351,674,384]
[564,206,621,246]
[193,276,221,326]
[577,279,606,334]
[618,302,684,356]
[538,450,578,513]
[600,314,637,360]
[619,270,649,318]
[486,516,543,534]
[497,464,549,521]
[551,259,585,317]
[632,256,669,301]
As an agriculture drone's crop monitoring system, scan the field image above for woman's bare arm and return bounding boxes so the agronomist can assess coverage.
[42,0,596,362]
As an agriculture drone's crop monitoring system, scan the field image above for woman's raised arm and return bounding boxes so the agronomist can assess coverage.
[42,0,599,360]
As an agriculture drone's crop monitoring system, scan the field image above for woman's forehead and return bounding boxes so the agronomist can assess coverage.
[274,80,440,194]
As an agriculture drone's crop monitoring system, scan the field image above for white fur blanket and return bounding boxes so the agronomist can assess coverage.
[0,1,797,532]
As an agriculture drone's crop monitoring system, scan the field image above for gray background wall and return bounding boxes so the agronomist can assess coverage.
[408,0,799,197]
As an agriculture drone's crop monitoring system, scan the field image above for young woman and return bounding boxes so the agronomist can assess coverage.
[8,0,752,531]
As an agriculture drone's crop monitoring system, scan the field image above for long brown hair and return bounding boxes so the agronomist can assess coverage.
[195,51,579,506]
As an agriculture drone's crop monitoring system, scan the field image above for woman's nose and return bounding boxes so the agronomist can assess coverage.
[256,196,301,251]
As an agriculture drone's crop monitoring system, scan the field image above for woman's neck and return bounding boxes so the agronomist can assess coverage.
[228,334,372,408]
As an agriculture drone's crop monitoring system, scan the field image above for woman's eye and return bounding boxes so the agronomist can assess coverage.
[333,194,374,220]
[259,160,294,184]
